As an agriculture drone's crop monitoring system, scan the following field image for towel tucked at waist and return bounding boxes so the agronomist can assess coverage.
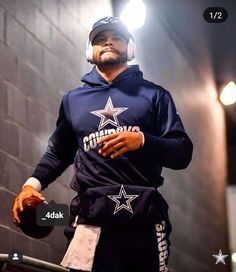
[60,224,101,271]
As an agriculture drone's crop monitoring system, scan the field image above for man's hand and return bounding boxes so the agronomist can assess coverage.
[12,185,45,225]
[97,131,143,159]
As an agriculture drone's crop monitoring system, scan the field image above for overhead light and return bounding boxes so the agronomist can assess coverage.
[120,0,146,30]
[232,252,236,263]
[220,81,236,105]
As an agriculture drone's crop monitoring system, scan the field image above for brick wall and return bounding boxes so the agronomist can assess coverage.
[0,0,112,264]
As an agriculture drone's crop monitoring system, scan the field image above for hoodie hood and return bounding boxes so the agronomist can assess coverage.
[81,65,143,87]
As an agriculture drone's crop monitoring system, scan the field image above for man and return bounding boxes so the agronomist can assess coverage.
[12,16,193,272]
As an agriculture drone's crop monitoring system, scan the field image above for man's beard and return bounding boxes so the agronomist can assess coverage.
[93,51,128,66]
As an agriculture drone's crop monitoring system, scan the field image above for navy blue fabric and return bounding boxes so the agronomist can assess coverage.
[31,65,193,192]
[72,184,168,227]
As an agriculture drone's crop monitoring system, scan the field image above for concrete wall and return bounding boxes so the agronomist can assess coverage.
[0,0,112,264]
[131,0,230,271]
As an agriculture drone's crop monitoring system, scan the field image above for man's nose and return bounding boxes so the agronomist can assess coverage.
[105,37,114,46]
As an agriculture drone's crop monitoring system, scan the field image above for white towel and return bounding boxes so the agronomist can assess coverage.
[60,224,101,271]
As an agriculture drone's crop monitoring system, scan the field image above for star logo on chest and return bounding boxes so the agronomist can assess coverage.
[107,185,139,214]
[91,97,128,130]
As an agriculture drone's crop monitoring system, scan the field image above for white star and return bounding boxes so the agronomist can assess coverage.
[212,249,228,265]
[107,185,139,214]
[91,97,128,130]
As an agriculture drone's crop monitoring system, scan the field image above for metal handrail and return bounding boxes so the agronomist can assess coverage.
[0,254,69,272]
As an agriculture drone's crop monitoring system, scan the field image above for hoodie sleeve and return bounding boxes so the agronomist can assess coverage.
[30,93,78,190]
[142,90,193,169]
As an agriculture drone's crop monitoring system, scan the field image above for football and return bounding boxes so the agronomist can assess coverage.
[17,196,54,239]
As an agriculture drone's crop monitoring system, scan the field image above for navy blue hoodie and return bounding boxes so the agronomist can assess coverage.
[31,65,193,192]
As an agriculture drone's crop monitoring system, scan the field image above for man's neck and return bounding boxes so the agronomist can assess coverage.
[96,63,128,83]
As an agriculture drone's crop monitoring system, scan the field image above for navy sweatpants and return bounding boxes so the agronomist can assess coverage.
[69,220,171,272]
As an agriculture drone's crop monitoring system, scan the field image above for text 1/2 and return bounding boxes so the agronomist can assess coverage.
[203,7,228,23]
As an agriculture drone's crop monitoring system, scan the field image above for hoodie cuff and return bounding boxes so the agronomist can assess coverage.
[22,177,42,192]
[139,131,145,147]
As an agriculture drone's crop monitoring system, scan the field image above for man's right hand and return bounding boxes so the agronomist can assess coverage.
[12,185,46,225]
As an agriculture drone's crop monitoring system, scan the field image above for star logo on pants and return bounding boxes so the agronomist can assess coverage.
[108,185,139,214]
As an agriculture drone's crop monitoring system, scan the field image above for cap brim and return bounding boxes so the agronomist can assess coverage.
[89,24,130,43]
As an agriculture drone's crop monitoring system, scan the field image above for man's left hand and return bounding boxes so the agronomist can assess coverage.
[97,131,143,159]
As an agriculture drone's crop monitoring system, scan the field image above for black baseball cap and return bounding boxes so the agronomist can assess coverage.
[89,16,131,44]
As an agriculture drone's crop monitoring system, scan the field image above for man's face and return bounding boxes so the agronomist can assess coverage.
[92,30,128,66]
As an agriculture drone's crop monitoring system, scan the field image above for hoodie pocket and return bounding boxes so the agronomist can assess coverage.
[77,184,166,227]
